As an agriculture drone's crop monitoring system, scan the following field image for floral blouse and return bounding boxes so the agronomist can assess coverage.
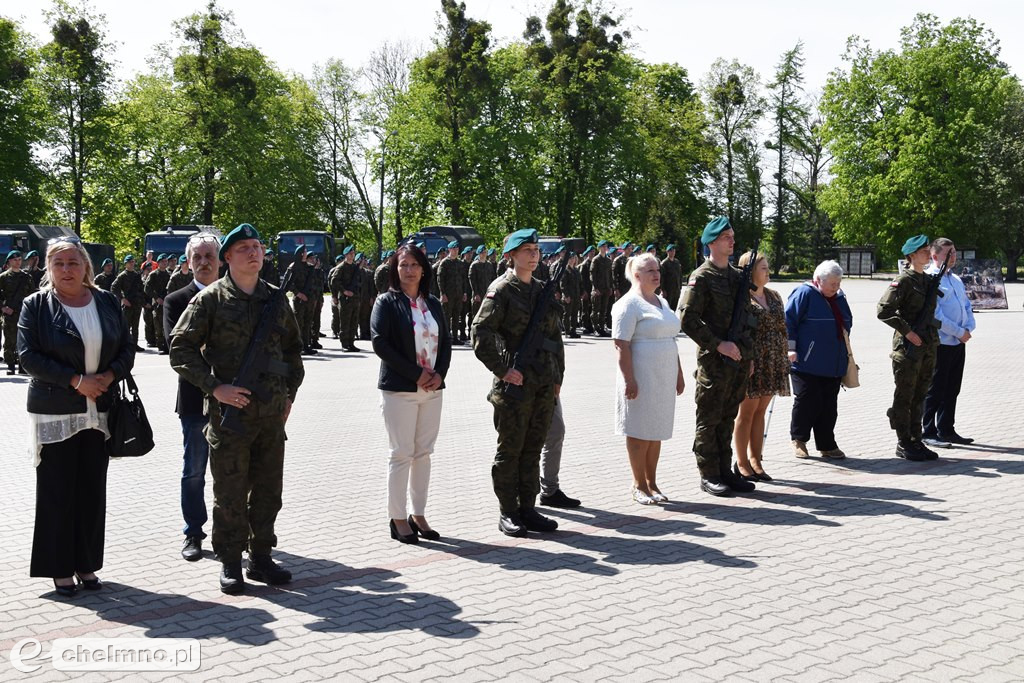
[409,295,440,370]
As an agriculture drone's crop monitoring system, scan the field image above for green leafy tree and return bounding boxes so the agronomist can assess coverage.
[38,0,113,234]
[979,79,1024,280]
[788,98,835,268]
[821,14,1013,264]
[0,17,46,222]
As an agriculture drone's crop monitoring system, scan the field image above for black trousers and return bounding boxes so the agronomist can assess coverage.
[31,429,108,578]
[789,370,841,451]
[922,343,966,437]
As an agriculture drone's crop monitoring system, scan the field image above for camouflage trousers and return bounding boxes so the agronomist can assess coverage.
[151,304,166,351]
[663,286,681,315]
[143,304,156,345]
[590,293,610,331]
[338,295,359,346]
[489,381,556,515]
[887,343,937,443]
[291,300,312,349]
[561,299,579,333]
[2,312,18,365]
[205,401,286,562]
[443,297,463,339]
[122,304,142,346]
[312,295,324,340]
[331,299,340,337]
[692,353,750,478]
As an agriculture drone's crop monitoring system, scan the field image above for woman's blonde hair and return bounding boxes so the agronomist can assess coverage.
[40,239,98,291]
[738,252,767,269]
[625,252,659,287]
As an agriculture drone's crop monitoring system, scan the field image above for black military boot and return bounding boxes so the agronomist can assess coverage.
[220,560,245,595]
[6,363,15,376]
[700,476,732,497]
[519,507,558,533]
[896,441,928,461]
[498,512,527,537]
[913,440,939,461]
[246,554,292,585]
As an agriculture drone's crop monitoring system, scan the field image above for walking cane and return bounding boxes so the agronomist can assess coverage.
[763,395,777,442]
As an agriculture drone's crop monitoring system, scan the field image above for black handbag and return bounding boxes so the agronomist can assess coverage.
[107,373,154,457]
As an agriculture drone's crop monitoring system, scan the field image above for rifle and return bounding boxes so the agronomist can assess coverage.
[500,250,571,401]
[220,268,295,434]
[723,240,760,368]
[902,249,951,358]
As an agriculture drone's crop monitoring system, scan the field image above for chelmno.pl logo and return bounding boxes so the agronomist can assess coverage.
[10,638,200,673]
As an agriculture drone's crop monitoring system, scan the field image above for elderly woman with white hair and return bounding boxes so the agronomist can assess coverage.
[784,260,853,460]
[612,252,685,505]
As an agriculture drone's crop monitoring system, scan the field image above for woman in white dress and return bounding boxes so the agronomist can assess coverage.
[612,253,685,505]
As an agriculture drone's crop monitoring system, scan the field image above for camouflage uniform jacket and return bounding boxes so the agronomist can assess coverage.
[612,254,630,293]
[473,273,565,389]
[93,271,115,291]
[877,270,939,352]
[329,262,360,297]
[580,258,592,292]
[310,266,326,297]
[166,269,192,295]
[534,260,550,283]
[437,256,464,298]
[590,254,612,293]
[360,267,375,303]
[680,260,756,360]
[461,258,473,294]
[469,259,491,299]
[285,261,315,300]
[111,270,145,305]
[0,269,35,311]
[374,263,390,294]
[144,269,171,301]
[558,266,580,300]
[170,274,305,412]
[660,257,683,293]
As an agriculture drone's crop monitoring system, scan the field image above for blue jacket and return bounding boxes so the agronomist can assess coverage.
[784,283,853,378]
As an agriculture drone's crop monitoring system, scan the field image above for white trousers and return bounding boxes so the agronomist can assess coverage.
[381,388,443,519]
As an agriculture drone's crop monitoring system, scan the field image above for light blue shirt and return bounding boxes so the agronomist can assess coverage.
[926,264,975,346]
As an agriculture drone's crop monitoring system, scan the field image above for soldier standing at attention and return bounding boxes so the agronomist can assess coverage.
[144,254,171,355]
[170,223,304,595]
[472,228,564,538]
[0,250,36,374]
[24,250,45,289]
[328,255,344,339]
[437,241,464,345]
[468,246,489,330]
[374,252,391,294]
[112,254,145,351]
[286,246,316,355]
[877,235,941,462]
[458,246,474,342]
[94,259,115,291]
[612,242,634,301]
[359,254,375,341]
[589,241,613,337]
[660,244,683,312]
[579,246,594,333]
[559,251,581,338]
[308,254,325,350]
[167,255,192,295]
[260,248,278,285]
[679,217,757,497]
[331,246,362,352]
[141,255,161,348]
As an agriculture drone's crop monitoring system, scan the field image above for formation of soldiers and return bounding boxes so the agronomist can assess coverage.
[108,251,195,354]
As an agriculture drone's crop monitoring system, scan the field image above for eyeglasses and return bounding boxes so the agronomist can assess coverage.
[188,234,220,244]
[48,235,82,245]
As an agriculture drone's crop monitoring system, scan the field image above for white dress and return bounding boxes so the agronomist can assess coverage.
[612,291,681,440]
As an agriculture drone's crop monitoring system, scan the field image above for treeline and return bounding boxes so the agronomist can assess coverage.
[1,1,1022,276]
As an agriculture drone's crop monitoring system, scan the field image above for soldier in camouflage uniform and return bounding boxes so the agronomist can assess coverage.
[430,248,444,298]
[877,234,942,462]
[457,247,474,342]
[579,246,594,333]
[660,244,683,312]
[328,255,344,338]
[612,242,633,301]
[589,241,613,336]
[558,250,581,338]
[437,242,464,344]
[112,254,145,350]
[144,255,172,354]
[285,246,316,355]
[0,250,36,374]
[330,246,362,352]
[167,255,192,294]
[374,253,391,295]
[468,246,491,329]
[24,251,45,290]
[472,229,564,538]
[680,217,757,497]
[170,223,304,595]
[94,259,116,291]
[358,255,375,340]
[308,254,325,350]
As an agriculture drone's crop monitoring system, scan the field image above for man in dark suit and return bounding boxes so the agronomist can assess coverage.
[163,233,221,561]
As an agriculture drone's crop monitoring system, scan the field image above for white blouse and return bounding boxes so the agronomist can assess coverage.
[408,295,440,370]
[29,297,109,466]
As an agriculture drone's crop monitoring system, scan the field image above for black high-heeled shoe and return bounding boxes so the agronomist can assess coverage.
[53,579,77,598]
[390,519,418,544]
[75,573,102,590]
[408,516,441,541]
[733,463,759,483]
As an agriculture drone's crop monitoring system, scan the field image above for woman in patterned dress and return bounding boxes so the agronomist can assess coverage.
[733,254,790,482]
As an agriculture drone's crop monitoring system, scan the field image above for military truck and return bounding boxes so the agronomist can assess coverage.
[275,230,336,286]
[0,224,77,258]
[0,229,32,259]
[141,225,219,263]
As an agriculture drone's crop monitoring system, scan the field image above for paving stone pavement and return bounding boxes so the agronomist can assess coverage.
[0,277,1022,682]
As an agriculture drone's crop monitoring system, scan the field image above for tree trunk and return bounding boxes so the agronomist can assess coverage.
[1005,249,1020,282]
[203,166,216,225]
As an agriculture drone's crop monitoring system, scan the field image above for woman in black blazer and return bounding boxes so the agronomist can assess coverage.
[18,238,135,597]
[371,245,452,544]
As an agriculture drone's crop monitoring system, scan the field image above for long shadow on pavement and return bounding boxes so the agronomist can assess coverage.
[254,552,482,639]
[815,453,1024,478]
[545,528,758,568]
[65,584,278,645]
[742,480,949,521]
[426,536,616,576]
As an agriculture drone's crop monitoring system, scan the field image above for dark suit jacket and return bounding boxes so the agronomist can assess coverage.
[163,281,204,416]
[370,290,451,392]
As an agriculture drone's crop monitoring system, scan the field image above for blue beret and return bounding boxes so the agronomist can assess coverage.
[157,254,168,261]
[335,255,344,263]
[178,255,187,264]
[461,246,473,255]
[415,242,425,249]
[123,254,135,263]
[621,241,632,249]
[25,250,38,259]
[6,250,22,262]
[219,223,262,260]
[294,245,307,256]
[475,245,486,254]
[447,240,459,249]
[901,234,929,256]
[646,244,656,251]
[581,245,594,256]
[503,228,539,255]
[597,239,610,247]
[101,258,113,267]
[701,216,732,246]
[554,245,565,255]
[342,245,354,256]
[356,252,364,261]
[666,243,676,251]
[487,248,495,256]
[608,248,618,256]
